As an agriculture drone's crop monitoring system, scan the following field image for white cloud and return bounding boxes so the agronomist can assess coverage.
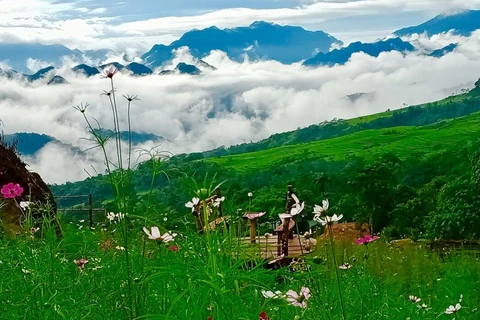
[1,31,480,183]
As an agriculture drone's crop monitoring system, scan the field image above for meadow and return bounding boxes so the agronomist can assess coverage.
[3,71,480,320]
[0,215,479,319]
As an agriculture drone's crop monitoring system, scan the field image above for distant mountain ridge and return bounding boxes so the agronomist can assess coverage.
[303,38,415,66]
[141,21,342,67]
[394,9,480,37]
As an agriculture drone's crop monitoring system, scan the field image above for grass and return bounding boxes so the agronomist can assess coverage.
[1,218,479,319]
[205,112,480,173]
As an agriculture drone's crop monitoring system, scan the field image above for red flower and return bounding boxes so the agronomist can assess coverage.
[168,245,179,252]
[104,66,117,79]
[259,311,270,320]
[1,183,24,199]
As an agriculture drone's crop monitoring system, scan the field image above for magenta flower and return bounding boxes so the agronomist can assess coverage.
[356,235,379,245]
[1,183,24,199]
[286,287,311,308]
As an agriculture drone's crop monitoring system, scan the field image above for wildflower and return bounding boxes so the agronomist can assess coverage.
[286,287,311,308]
[259,311,270,320]
[115,246,125,251]
[104,66,117,78]
[116,212,126,220]
[290,201,305,216]
[20,201,31,210]
[248,192,253,197]
[106,212,116,221]
[185,197,200,212]
[418,303,429,309]
[445,303,461,314]
[168,245,179,251]
[409,295,421,303]
[30,227,39,234]
[313,199,329,215]
[339,263,352,270]
[213,196,225,207]
[22,268,31,274]
[356,235,379,245]
[143,226,177,243]
[262,290,284,299]
[314,213,343,226]
[74,259,89,271]
[1,183,24,199]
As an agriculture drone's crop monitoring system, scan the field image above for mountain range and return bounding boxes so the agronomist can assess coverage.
[0,9,476,79]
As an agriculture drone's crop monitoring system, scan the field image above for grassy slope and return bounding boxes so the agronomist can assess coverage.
[205,109,480,172]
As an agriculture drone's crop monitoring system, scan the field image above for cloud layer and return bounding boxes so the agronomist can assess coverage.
[1,32,480,184]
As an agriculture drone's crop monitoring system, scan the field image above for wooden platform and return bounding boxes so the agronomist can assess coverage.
[239,235,317,259]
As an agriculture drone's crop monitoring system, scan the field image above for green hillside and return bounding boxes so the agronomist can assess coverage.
[205,113,480,172]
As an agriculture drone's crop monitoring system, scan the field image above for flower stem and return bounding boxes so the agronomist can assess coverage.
[328,224,347,320]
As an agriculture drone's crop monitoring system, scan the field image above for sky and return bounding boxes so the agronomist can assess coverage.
[1,0,480,52]
[1,0,480,184]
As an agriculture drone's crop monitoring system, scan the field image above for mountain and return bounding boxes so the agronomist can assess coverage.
[303,38,415,67]
[72,64,101,77]
[160,62,202,75]
[394,9,480,37]
[428,43,458,58]
[126,62,153,76]
[141,21,342,67]
[47,75,69,85]
[25,66,55,82]
[0,43,113,73]
[4,130,164,156]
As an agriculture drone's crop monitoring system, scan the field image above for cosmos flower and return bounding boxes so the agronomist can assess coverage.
[286,287,311,308]
[313,199,329,215]
[1,183,24,199]
[185,197,200,212]
[243,212,266,220]
[356,235,379,245]
[409,295,421,303]
[314,213,343,226]
[20,201,31,210]
[104,66,117,78]
[445,303,461,314]
[143,226,177,243]
[248,192,253,197]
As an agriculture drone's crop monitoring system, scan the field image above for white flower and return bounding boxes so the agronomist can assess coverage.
[248,192,253,197]
[213,196,225,207]
[313,199,329,215]
[116,212,126,220]
[19,201,31,210]
[185,197,200,212]
[115,246,125,251]
[314,213,343,226]
[445,303,461,314]
[106,212,116,221]
[290,202,305,216]
[291,193,300,204]
[409,295,421,303]
[143,226,177,243]
[262,290,285,299]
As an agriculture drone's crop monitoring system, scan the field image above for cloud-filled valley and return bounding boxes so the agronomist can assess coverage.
[1,29,480,184]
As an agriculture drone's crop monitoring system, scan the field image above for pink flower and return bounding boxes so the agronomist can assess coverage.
[286,287,311,308]
[74,259,89,271]
[168,245,179,252]
[104,67,117,79]
[1,183,24,199]
[356,235,379,245]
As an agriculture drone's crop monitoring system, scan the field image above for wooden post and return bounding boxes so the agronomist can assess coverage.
[282,216,290,256]
[250,220,256,243]
[88,194,93,229]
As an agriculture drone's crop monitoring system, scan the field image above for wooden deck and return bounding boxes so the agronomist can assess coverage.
[239,235,317,259]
